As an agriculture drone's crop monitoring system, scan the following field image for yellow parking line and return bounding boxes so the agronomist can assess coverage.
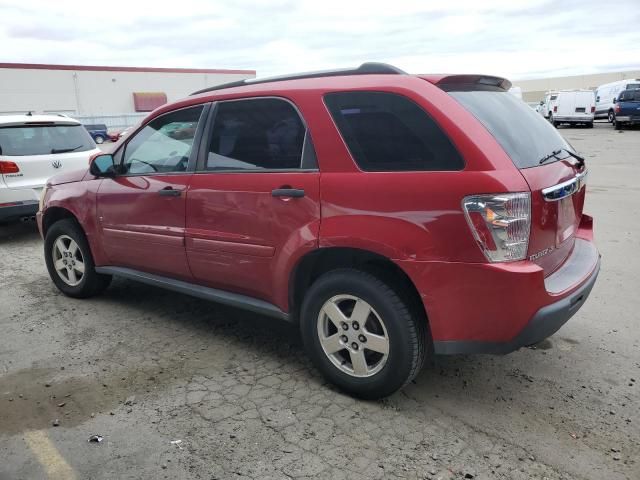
[23,430,76,480]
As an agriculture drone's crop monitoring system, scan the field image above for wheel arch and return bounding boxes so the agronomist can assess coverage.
[42,206,81,237]
[289,247,430,335]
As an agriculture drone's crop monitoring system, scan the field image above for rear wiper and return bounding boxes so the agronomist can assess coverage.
[51,145,82,154]
[560,148,585,168]
[538,149,561,165]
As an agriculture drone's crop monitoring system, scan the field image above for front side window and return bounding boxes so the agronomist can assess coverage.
[0,124,94,156]
[324,91,464,172]
[122,105,203,174]
[206,98,305,171]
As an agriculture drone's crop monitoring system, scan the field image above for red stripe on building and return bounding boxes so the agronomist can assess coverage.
[0,62,256,75]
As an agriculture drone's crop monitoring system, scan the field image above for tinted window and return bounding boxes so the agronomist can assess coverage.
[449,89,571,169]
[324,91,463,172]
[122,106,203,174]
[206,99,305,171]
[625,83,640,90]
[0,124,94,156]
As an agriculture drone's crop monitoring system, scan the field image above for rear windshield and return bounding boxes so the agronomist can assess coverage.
[0,124,95,156]
[449,89,571,169]
[625,83,640,90]
[619,90,640,102]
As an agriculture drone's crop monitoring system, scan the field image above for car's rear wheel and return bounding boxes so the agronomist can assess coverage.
[608,110,615,123]
[300,269,427,399]
[586,122,594,128]
[549,114,558,128]
[94,135,104,144]
[44,219,111,298]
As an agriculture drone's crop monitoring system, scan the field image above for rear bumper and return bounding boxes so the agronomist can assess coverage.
[616,116,640,124]
[398,215,600,355]
[0,200,39,222]
[433,255,599,354]
[553,115,594,122]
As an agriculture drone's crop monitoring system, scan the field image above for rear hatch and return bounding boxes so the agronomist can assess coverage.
[443,80,586,275]
[0,121,96,189]
[618,89,640,120]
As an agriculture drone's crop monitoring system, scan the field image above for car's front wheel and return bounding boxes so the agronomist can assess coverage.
[94,135,105,144]
[300,269,427,399]
[44,219,111,298]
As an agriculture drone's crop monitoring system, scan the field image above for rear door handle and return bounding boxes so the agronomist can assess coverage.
[271,188,305,198]
[158,187,183,197]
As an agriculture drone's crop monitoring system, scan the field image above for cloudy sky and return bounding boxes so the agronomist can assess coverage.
[1,0,639,80]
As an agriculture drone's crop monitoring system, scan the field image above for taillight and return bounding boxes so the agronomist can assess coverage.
[0,160,20,174]
[615,104,621,113]
[462,193,531,262]
[590,106,595,113]
[553,105,558,113]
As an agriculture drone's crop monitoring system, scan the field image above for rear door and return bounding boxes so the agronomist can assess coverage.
[185,97,320,304]
[0,121,97,189]
[449,89,586,275]
[96,104,207,279]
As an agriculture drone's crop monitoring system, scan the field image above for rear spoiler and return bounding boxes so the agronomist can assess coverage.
[419,74,512,91]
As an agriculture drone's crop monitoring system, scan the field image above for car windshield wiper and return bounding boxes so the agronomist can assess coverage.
[51,145,83,154]
[560,148,585,168]
[538,149,561,165]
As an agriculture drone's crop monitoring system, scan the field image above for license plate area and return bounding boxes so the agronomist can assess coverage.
[556,196,578,245]
[575,107,586,113]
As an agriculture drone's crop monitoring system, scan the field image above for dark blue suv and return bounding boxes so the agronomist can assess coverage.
[83,124,109,144]
[614,88,640,129]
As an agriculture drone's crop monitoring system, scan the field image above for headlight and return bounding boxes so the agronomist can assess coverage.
[39,186,49,212]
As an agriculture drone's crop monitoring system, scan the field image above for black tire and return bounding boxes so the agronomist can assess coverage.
[44,219,111,298]
[549,114,558,128]
[615,121,622,130]
[94,135,104,144]
[300,269,427,399]
[608,110,615,123]
[586,122,594,128]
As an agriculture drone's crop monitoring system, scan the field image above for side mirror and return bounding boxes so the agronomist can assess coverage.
[89,153,116,177]
[612,98,616,104]
[596,96,600,102]
[539,101,543,105]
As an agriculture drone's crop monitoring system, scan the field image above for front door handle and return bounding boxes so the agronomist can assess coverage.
[272,188,305,198]
[158,187,183,197]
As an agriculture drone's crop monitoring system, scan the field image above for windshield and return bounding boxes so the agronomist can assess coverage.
[0,124,95,156]
[449,89,571,169]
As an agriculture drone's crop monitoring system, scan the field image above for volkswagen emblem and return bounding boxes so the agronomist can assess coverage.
[52,160,62,169]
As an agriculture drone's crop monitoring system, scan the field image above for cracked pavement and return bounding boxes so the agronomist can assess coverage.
[1,123,639,479]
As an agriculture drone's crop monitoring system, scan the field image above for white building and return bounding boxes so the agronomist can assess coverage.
[0,62,256,128]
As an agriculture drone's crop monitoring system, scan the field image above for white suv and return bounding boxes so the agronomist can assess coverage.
[0,115,100,223]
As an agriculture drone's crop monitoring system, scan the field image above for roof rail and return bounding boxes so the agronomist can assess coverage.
[190,62,406,96]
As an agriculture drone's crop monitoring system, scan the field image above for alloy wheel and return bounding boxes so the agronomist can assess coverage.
[52,235,85,286]
[316,294,390,378]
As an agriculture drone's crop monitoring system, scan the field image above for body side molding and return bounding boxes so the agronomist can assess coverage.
[95,266,290,321]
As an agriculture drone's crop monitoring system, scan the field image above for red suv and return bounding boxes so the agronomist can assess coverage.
[37,63,600,398]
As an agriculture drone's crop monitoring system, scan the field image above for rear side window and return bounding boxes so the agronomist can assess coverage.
[0,124,94,156]
[324,91,463,172]
[206,98,305,171]
[449,89,571,169]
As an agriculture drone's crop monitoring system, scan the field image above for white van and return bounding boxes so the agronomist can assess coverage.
[594,79,640,122]
[539,91,558,119]
[548,90,595,128]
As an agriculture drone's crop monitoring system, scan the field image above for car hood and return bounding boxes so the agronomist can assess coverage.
[47,168,91,186]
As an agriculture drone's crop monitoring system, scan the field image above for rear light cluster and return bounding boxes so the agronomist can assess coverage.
[463,193,531,262]
[615,104,621,114]
[0,160,20,174]
[553,105,558,113]
[591,106,596,113]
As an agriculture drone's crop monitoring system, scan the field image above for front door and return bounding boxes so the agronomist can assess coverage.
[97,105,206,279]
[185,98,320,306]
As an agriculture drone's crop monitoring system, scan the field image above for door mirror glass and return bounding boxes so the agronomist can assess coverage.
[90,154,115,177]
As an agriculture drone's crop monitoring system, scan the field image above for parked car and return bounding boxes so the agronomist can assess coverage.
[539,91,558,119]
[37,63,600,398]
[613,88,640,129]
[594,78,640,122]
[83,124,109,144]
[548,90,595,128]
[0,115,99,223]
